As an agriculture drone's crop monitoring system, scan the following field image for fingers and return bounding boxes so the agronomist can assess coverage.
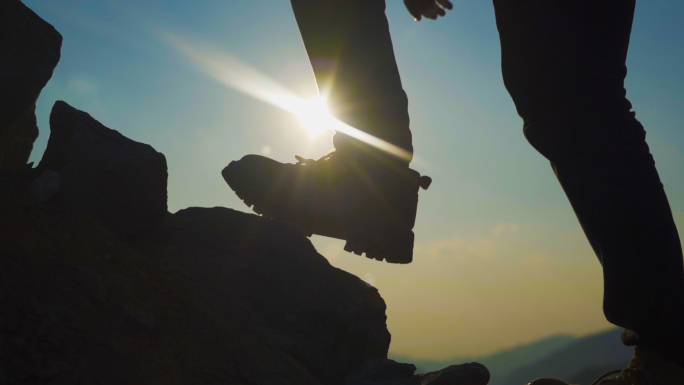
[422,2,445,19]
[405,0,452,22]
[404,0,423,21]
[436,0,453,11]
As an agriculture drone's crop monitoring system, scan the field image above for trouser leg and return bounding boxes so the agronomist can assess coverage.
[493,0,684,362]
[290,0,413,161]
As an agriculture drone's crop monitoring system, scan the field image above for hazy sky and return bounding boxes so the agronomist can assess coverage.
[25,0,684,360]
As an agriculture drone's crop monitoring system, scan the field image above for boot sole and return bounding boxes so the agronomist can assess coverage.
[342,215,414,264]
[232,188,414,264]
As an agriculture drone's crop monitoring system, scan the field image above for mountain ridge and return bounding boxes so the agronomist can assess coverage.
[391,328,632,385]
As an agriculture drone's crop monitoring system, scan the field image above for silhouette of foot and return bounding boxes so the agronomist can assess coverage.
[222,150,431,263]
[527,347,684,385]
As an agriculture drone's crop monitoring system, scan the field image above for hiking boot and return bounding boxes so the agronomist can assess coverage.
[526,347,684,385]
[222,150,431,264]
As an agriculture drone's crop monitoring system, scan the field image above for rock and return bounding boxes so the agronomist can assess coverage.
[1,105,39,173]
[346,360,490,385]
[133,207,391,384]
[0,248,139,385]
[77,266,102,298]
[0,0,62,173]
[2,115,487,384]
[346,358,417,385]
[3,187,383,384]
[37,101,168,237]
[415,363,490,385]
[28,169,60,203]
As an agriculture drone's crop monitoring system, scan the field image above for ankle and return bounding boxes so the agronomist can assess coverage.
[333,134,412,167]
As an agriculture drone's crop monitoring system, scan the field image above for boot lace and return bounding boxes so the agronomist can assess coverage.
[294,151,337,166]
[294,151,355,187]
[591,368,651,385]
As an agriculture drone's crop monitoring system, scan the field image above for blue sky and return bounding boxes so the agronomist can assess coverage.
[25,0,684,359]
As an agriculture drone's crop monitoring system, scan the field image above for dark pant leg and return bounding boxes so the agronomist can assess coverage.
[493,0,684,362]
[290,0,413,161]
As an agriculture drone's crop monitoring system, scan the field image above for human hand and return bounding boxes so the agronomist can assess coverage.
[404,0,453,21]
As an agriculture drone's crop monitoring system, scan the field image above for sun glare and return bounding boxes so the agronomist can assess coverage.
[294,97,331,136]
[158,29,415,162]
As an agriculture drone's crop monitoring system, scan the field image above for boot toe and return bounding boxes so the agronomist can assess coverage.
[222,155,284,196]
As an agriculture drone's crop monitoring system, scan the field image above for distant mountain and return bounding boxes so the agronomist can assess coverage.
[390,328,633,385]
[474,335,577,383]
[500,328,632,385]
[390,334,576,379]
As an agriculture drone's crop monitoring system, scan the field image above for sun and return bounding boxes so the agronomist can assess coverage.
[295,97,332,136]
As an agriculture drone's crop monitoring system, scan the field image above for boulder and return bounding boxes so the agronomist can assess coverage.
[346,358,417,384]
[414,363,490,385]
[1,184,392,384]
[0,0,62,172]
[0,194,322,384]
[346,359,490,385]
[37,101,168,237]
[28,169,60,203]
[132,207,392,384]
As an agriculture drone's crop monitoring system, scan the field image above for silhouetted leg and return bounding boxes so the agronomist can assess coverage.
[493,0,684,363]
[290,0,413,162]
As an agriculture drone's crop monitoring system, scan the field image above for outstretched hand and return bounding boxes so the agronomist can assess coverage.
[404,0,453,21]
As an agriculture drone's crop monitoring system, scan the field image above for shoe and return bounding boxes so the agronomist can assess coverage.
[526,347,684,385]
[222,150,431,264]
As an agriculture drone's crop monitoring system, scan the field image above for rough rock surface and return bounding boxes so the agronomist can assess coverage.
[37,101,168,237]
[0,190,322,383]
[29,169,60,203]
[0,0,62,172]
[346,359,490,385]
[414,363,490,385]
[0,179,490,385]
[132,207,392,384]
[0,173,396,384]
[346,358,417,384]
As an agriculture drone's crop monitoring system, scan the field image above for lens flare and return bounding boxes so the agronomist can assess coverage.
[157,29,413,161]
[294,97,331,136]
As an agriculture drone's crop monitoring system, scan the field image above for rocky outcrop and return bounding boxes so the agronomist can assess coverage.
[0,0,62,172]
[1,174,393,384]
[1,97,392,383]
[0,192,322,384]
[37,101,168,238]
[0,186,490,385]
[346,358,490,385]
[132,207,392,384]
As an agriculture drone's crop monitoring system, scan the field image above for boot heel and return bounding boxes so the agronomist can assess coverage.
[344,215,414,264]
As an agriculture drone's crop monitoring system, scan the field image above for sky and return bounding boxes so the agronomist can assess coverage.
[24,0,684,360]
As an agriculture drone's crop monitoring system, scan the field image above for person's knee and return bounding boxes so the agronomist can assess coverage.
[521,116,650,167]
